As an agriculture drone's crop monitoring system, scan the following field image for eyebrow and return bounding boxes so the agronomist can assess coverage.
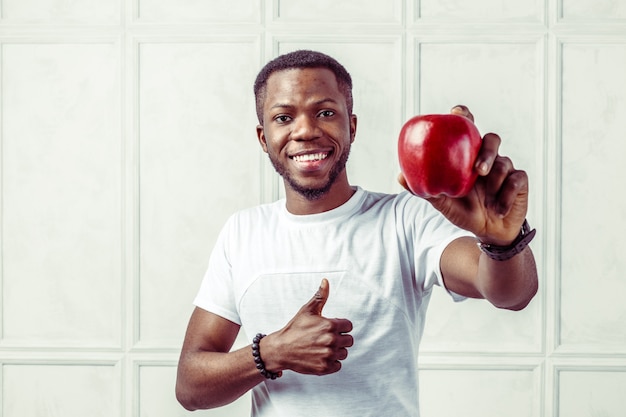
[269,97,339,111]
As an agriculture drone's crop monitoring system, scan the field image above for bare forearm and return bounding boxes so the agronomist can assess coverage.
[175,345,263,410]
[441,237,538,310]
[476,246,538,310]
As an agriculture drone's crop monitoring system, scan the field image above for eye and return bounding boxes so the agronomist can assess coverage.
[274,114,292,124]
[318,110,335,118]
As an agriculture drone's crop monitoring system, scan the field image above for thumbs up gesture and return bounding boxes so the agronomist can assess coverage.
[260,279,354,376]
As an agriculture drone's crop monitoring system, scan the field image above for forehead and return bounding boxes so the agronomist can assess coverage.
[264,67,342,104]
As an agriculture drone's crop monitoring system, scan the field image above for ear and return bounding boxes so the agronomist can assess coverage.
[349,114,357,143]
[256,124,268,153]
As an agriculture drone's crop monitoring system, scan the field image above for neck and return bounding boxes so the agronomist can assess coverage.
[284,177,355,215]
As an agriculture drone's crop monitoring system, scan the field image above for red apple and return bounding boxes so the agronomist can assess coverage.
[398,114,482,198]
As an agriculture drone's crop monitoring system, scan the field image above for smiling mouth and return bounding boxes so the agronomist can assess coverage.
[291,152,329,162]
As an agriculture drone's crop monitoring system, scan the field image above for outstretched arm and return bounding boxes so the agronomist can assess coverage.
[399,105,538,309]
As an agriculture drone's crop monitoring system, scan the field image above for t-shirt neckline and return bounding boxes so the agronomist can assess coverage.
[280,186,365,224]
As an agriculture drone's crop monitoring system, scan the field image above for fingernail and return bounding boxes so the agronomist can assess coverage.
[476,162,488,174]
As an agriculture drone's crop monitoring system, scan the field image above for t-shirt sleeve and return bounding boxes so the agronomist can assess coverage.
[399,192,474,302]
[422,221,472,302]
[193,217,241,325]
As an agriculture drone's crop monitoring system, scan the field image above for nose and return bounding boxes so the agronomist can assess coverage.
[291,115,321,141]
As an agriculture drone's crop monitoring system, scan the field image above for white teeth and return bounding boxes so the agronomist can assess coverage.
[292,153,328,162]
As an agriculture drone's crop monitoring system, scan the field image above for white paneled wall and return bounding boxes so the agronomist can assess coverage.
[1,1,625,416]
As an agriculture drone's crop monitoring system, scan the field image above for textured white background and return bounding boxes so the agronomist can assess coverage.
[1,0,625,416]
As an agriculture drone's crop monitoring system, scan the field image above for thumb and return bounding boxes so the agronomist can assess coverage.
[303,278,329,316]
[424,194,456,220]
[397,173,411,193]
[425,194,448,210]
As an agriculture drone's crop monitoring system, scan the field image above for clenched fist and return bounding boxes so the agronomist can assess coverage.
[261,279,354,375]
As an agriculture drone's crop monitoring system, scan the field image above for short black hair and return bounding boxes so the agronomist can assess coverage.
[253,50,353,124]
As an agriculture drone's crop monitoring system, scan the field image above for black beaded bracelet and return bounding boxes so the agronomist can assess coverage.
[478,219,537,261]
[252,333,281,380]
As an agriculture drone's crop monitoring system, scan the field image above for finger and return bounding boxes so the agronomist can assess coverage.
[329,360,342,374]
[302,278,329,316]
[492,169,528,218]
[450,105,474,123]
[397,173,410,192]
[335,347,349,361]
[484,156,514,213]
[331,318,353,335]
[475,132,501,176]
[337,333,354,348]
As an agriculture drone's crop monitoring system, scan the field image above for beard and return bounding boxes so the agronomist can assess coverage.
[268,147,351,201]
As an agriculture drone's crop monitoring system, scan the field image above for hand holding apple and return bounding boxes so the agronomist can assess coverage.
[398,106,530,246]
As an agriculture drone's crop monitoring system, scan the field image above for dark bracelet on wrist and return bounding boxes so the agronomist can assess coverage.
[478,219,536,261]
[252,333,281,380]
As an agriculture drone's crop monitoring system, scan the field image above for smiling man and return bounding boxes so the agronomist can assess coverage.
[256,57,357,212]
[175,50,538,417]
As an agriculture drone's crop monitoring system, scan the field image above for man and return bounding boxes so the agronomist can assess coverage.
[175,50,538,416]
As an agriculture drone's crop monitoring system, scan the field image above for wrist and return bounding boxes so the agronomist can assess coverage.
[477,219,536,261]
[252,333,282,380]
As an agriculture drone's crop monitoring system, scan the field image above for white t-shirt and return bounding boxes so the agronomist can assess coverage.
[194,187,471,417]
